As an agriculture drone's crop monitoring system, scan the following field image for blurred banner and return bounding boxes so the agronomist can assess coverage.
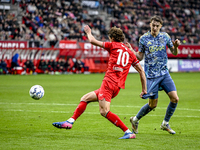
[167,45,200,58]
[178,59,200,72]
[129,59,179,73]
[130,59,200,73]
[0,41,28,48]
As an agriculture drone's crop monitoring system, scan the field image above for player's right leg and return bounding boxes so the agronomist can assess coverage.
[130,99,157,133]
[99,99,135,139]
[52,91,98,129]
[130,77,161,133]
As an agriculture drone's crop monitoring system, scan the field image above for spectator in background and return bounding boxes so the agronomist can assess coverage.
[64,59,72,73]
[56,57,66,73]
[11,53,19,69]
[92,27,100,39]
[48,59,57,74]
[48,31,57,47]
[0,59,8,74]
[23,59,36,74]
[38,59,48,73]
[73,58,84,74]
[27,3,38,14]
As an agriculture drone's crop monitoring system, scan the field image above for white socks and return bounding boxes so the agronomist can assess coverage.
[125,129,132,133]
[162,120,169,125]
[133,116,139,122]
[67,118,75,123]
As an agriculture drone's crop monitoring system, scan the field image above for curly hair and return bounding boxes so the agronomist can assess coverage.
[107,26,125,42]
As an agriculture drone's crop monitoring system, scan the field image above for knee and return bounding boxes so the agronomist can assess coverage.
[148,103,157,109]
[171,96,179,103]
[148,99,158,109]
[100,109,107,117]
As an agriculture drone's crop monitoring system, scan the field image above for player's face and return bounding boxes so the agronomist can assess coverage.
[150,20,162,36]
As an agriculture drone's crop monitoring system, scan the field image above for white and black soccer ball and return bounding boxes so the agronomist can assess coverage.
[29,85,45,100]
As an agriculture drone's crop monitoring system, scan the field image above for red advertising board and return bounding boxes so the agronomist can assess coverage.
[59,40,78,49]
[167,45,200,58]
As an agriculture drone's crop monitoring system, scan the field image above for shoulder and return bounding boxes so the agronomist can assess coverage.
[103,41,112,48]
[139,32,150,42]
[160,32,171,39]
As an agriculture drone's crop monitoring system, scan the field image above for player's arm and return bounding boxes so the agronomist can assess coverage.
[133,63,147,98]
[84,25,104,48]
[169,39,181,56]
[125,42,144,61]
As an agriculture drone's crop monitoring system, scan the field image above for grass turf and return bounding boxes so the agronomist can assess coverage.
[0,72,200,150]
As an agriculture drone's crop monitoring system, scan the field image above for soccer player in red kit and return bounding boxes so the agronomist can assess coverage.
[52,25,147,139]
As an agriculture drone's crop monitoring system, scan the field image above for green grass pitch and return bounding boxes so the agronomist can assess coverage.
[0,72,200,150]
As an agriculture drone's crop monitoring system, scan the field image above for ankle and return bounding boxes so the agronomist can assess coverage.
[162,120,169,125]
[67,118,75,123]
[133,116,139,122]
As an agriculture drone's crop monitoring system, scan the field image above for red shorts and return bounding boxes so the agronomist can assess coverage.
[94,80,120,102]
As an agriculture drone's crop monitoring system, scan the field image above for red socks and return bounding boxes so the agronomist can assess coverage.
[71,102,128,132]
[72,101,87,120]
[105,111,128,132]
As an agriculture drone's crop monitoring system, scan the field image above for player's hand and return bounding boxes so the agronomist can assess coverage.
[125,42,131,49]
[125,42,135,52]
[140,90,147,98]
[84,25,91,34]
[172,39,181,48]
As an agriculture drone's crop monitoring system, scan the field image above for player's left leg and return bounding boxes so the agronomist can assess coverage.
[160,73,179,134]
[52,91,98,129]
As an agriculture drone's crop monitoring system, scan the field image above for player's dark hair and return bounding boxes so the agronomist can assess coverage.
[150,15,163,25]
[108,26,125,42]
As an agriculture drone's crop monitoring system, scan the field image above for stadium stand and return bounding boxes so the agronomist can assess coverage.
[0,0,200,74]
[0,0,199,46]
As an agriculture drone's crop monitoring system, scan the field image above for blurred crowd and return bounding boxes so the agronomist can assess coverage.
[0,54,89,75]
[106,0,200,44]
[0,0,199,47]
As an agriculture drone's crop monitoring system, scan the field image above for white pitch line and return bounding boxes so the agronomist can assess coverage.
[0,102,200,112]
[2,109,200,118]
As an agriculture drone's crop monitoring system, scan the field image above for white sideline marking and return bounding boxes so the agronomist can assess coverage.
[0,102,200,118]
[0,102,200,112]
[2,109,200,118]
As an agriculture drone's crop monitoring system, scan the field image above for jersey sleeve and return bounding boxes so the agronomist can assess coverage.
[139,36,145,53]
[103,42,112,52]
[131,54,139,67]
[165,33,173,48]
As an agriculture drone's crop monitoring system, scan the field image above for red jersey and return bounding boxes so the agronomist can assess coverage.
[103,42,139,89]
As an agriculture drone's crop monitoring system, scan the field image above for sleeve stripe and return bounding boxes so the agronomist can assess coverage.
[132,60,139,67]
[102,42,105,48]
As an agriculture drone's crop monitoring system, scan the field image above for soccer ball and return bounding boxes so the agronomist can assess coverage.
[29,85,45,100]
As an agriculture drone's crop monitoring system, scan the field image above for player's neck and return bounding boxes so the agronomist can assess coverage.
[151,32,159,37]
